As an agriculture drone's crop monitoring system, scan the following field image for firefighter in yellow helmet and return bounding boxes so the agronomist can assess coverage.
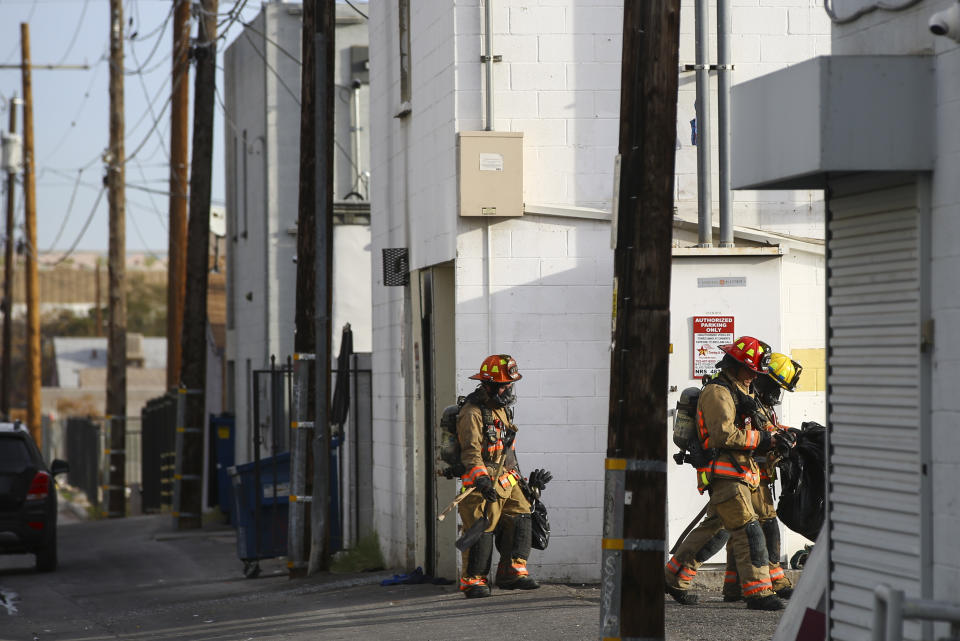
[456,354,551,598]
[722,353,801,602]
[664,336,788,611]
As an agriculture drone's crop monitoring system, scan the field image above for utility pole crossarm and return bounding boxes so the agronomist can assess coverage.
[0,64,90,70]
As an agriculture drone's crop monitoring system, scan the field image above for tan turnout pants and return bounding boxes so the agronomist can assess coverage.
[722,483,792,597]
[665,480,775,600]
[458,482,531,585]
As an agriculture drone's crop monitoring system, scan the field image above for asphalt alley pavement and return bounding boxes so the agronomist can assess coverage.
[0,510,784,641]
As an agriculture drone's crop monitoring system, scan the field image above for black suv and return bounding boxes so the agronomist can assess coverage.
[0,421,69,571]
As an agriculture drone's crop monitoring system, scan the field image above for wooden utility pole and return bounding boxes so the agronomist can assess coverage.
[95,259,102,336]
[105,0,128,518]
[166,0,190,391]
[600,1,680,639]
[290,0,317,579]
[2,95,19,418]
[177,0,218,530]
[308,0,334,575]
[19,24,41,447]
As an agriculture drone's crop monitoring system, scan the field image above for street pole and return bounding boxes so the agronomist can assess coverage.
[167,0,190,391]
[600,1,680,639]
[290,0,318,579]
[177,0,218,530]
[105,0,128,519]
[19,24,41,448]
[308,0,334,575]
[2,95,19,418]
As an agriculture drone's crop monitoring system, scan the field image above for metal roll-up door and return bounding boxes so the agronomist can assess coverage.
[826,174,927,641]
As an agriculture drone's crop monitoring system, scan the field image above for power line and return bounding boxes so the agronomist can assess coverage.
[344,0,368,20]
[237,18,300,66]
[44,168,86,251]
[42,52,108,162]
[54,0,92,66]
[124,2,175,75]
[125,200,164,258]
[218,36,362,176]
[50,186,105,266]
[1,0,38,64]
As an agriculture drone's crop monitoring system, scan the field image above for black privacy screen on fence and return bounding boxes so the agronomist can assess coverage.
[66,418,99,507]
[141,393,177,513]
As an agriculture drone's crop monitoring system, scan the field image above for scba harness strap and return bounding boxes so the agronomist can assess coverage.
[694,376,762,492]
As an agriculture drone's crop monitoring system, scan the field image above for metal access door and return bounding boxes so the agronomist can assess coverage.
[826,174,931,641]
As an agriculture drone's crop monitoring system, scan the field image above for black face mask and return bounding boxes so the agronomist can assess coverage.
[482,382,517,408]
[753,376,782,408]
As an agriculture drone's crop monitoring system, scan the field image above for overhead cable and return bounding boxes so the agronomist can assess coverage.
[344,0,368,20]
[50,186,106,266]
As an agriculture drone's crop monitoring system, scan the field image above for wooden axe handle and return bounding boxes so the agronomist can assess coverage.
[437,487,475,522]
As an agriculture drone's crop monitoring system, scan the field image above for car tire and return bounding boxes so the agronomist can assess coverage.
[35,526,57,572]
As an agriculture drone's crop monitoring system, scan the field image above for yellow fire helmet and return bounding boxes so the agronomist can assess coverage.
[766,352,802,392]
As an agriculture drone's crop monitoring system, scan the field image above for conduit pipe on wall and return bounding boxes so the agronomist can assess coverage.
[695,0,713,247]
[351,81,364,197]
[484,0,494,131]
[717,0,734,247]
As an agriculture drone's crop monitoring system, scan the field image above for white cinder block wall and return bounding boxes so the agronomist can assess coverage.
[454,216,613,582]
[829,0,960,618]
[453,1,621,582]
[676,0,830,239]
[368,1,461,568]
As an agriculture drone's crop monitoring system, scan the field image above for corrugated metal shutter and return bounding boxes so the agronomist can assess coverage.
[826,175,925,641]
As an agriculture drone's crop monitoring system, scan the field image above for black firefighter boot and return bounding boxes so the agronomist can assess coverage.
[463,533,493,598]
[745,594,785,611]
[665,583,699,605]
[495,514,540,590]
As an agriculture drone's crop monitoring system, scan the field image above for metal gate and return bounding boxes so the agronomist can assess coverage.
[826,174,931,641]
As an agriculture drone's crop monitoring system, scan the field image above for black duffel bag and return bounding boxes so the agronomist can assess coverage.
[776,421,826,541]
[531,498,550,550]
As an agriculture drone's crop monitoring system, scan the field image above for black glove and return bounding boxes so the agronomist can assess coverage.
[473,474,498,502]
[755,429,773,453]
[772,430,797,456]
[528,468,552,491]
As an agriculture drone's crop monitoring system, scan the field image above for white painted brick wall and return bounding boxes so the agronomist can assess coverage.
[454,213,612,582]
[674,0,828,239]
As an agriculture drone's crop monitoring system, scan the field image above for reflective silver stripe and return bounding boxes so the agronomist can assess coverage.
[624,459,668,473]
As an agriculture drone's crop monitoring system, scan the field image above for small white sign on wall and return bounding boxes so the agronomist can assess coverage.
[693,316,735,378]
[478,152,504,172]
[697,276,746,288]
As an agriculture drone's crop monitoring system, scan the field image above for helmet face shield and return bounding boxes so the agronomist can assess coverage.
[766,353,802,391]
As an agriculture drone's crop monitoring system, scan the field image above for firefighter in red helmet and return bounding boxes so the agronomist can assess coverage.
[457,354,551,598]
[664,336,788,611]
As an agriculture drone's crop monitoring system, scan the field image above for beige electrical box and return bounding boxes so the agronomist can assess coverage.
[458,131,523,217]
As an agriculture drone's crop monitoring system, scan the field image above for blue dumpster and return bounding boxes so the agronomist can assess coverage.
[229,452,290,563]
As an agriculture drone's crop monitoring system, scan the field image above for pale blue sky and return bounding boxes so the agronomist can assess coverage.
[0,0,274,255]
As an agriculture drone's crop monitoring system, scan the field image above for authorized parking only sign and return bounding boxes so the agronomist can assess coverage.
[693,316,734,378]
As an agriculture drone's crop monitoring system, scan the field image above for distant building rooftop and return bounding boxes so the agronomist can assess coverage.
[52,336,167,389]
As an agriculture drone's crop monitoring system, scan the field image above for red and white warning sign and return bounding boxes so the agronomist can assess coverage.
[692,316,735,378]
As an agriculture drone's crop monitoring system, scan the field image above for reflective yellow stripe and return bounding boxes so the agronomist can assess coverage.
[605,458,627,470]
[602,538,624,550]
